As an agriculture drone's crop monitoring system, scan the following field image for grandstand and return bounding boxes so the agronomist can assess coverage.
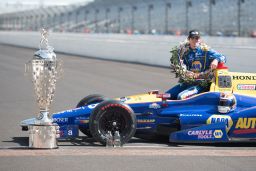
[0,0,255,37]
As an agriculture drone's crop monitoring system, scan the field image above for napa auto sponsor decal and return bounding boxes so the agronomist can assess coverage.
[237,84,256,90]
[187,130,223,139]
[234,117,256,134]
[213,130,224,138]
[207,115,233,132]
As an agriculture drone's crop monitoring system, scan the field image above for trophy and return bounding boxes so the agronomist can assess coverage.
[25,29,61,149]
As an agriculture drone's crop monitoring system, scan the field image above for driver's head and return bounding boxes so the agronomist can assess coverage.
[218,92,237,114]
[188,30,201,49]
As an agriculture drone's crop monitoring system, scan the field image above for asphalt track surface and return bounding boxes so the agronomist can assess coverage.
[0,44,256,171]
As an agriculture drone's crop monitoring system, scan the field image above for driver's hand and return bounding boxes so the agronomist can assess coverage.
[185,71,199,79]
[193,73,200,79]
[185,71,194,78]
[210,59,218,70]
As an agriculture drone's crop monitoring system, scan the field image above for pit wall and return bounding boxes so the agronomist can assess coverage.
[0,31,256,67]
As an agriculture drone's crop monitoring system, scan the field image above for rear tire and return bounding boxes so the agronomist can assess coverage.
[76,94,105,137]
[89,100,136,145]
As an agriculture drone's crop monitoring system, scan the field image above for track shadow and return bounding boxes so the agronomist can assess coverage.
[3,136,256,148]
[2,137,28,147]
[58,136,103,147]
[131,134,256,147]
[168,141,256,147]
[133,134,256,147]
[130,134,171,144]
[58,135,171,147]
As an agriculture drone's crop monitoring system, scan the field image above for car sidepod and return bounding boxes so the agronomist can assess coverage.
[169,104,256,143]
[170,122,229,143]
[228,106,256,140]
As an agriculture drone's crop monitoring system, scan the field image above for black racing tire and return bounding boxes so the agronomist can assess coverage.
[76,94,105,137]
[89,100,136,145]
[76,94,105,108]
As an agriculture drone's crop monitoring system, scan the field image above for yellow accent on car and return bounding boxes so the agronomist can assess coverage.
[235,118,256,129]
[115,93,162,104]
[209,67,256,97]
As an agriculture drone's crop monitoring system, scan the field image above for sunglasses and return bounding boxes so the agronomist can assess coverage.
[191,36,200,40]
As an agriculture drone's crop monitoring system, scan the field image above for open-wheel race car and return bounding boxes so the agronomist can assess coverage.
[21,64,256,145]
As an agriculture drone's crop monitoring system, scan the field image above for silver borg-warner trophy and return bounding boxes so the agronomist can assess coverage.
[25,29,62,149]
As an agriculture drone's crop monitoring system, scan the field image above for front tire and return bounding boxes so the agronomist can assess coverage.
[76,94,105,108]
[76,94,105,137]
[89,100,136,145]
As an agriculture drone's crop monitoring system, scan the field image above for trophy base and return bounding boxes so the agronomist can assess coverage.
[29,124,59,149]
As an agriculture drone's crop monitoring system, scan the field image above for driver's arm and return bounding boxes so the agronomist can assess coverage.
[207,49,226,70]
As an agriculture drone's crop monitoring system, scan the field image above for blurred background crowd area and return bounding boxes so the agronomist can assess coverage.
[0,0,255,37]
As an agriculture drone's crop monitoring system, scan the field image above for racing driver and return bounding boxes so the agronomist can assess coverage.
[168,30,226,100]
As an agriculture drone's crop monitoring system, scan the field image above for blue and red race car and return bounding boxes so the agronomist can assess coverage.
[21,64,256,145]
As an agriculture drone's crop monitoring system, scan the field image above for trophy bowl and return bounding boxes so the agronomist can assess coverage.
[25,29,61,149]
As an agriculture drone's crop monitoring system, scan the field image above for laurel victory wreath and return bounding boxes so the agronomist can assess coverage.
[169,41,213,88]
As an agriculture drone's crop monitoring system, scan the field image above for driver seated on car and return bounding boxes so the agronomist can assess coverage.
[218,92,237,114]
[168,30,226,100]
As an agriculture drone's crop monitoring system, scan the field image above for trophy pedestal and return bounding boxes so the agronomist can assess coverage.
[29,124,59,149]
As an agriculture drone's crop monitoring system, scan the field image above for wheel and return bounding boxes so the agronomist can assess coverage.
[76,94,105,137]
[76,94,105,108]
[89,100,136,145]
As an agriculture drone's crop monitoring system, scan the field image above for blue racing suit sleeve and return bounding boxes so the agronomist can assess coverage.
[207,49,226,63]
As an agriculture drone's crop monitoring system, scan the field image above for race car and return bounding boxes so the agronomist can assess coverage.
[21,63,256,145]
